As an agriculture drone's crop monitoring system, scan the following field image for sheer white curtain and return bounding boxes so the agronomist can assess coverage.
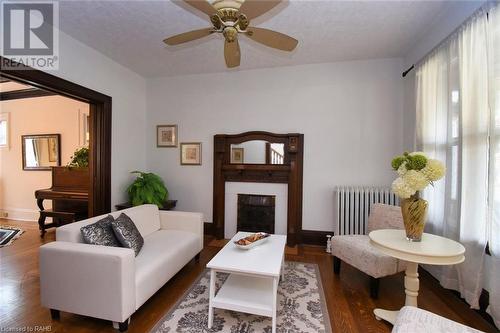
[457,9,490,306]
[416,9,489,310]
[487,2,500,327]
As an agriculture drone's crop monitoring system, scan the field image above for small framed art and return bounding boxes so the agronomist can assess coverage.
[157,125,178,147]
[231,147,244,163]
[180,142,202,165]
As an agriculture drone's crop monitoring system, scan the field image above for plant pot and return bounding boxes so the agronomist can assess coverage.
[401,193,428,242]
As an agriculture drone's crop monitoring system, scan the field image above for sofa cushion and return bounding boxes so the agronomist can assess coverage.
[111,213,144,256]
[367,203,404,233]
[57,204,161,243]
[80,215,121,247]
[331,235,406,278]
[119,204,161,238]
[135,230,200,308]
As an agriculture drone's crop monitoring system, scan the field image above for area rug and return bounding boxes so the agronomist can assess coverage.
[150,261,332,333]
[0,226,24,247]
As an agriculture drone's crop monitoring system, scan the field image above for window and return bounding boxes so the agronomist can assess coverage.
[489,72,500,254]
[0,113,9,149]
[415,8,494,317]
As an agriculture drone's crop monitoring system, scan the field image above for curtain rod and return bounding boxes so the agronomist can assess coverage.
[402,65,414,77]
[401,2,492,78]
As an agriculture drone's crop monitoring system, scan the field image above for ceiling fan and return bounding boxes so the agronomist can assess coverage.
[164,0,298,68]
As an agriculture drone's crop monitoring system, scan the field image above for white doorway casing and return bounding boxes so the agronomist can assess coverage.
[224,182,288,239]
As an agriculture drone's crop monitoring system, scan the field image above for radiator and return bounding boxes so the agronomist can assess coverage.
[335,186,399,236]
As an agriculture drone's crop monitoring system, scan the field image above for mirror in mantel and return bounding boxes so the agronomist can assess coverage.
[230,140,285,164]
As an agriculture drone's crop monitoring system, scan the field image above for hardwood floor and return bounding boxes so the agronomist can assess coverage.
[0,219,497,333]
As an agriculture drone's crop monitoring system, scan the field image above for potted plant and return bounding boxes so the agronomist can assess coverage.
[127,171,168,208]
[67,147,89,168]
[391,152,445,241]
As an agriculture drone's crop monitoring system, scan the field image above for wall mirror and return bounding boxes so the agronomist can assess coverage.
[230,140,285,164]
[22,134,61,170]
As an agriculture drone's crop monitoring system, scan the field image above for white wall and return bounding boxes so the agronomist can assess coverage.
[146,58,404,232]
[36,30,147,208]
[0,96,88,220]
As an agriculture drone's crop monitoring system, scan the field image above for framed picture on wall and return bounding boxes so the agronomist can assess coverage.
[231,148,244,163]
[180,142,202,165]
[157,125,178,147]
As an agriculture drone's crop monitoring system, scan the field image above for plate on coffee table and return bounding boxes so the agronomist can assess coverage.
[234,232,270,250]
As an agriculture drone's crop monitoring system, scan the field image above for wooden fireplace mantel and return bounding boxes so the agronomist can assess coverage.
[212,131,304,246]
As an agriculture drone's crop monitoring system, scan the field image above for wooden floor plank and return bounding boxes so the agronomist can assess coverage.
[0,219,497,333]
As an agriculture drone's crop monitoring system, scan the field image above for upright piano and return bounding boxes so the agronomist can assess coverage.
[35,166,89,236]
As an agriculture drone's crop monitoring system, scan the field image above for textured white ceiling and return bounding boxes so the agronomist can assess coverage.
[58,0,453,77]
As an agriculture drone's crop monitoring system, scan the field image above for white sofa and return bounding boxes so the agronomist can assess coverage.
[39,204,204,331]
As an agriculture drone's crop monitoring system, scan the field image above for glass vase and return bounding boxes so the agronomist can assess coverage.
[401,193,428,242]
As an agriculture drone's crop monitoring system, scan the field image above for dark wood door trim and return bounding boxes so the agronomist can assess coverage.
[0,88,56,101]
[213,131,304,246]
[1,56,112,217]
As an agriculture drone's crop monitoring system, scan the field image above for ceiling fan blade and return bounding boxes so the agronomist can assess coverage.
[163,28,213,45]
[224,37,241,68]
[245,27,298,51]
[183,0,216,16]
[239,0,282,20]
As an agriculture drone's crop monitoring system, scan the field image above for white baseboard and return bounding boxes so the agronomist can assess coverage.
[0,207,38,222]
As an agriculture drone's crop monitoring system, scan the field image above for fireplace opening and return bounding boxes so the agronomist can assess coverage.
[237,194,275,234]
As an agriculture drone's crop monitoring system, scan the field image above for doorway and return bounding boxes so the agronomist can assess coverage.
[1,56,112,217]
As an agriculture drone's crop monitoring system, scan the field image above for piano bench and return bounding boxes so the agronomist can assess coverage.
[38,210,75,237]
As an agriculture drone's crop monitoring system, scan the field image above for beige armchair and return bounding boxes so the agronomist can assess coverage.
[331,203,406,298]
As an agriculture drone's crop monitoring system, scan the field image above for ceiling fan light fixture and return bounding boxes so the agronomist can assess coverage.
[211,15,223,30]
[223,27,238,42]
[164,0,297,68]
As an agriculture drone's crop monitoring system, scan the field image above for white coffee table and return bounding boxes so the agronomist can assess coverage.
[206,232,286,333]
[369,229,465,324]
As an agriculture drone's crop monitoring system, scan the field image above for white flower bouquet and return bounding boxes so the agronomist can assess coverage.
[391,152,445,199]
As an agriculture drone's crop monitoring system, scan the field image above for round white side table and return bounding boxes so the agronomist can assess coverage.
[368,229,465,324]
